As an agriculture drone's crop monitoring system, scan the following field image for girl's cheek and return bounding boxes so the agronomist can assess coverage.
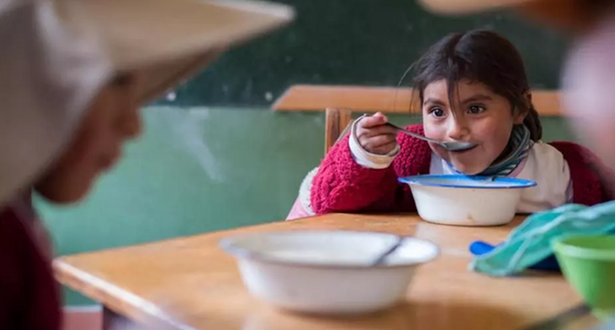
[422,121,443,140]
[471,118,506,149]
[470,115,496,137]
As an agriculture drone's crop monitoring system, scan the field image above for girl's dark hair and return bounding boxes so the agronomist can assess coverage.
[412,30,542,141]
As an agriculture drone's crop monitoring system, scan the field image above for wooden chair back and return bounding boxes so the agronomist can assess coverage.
[324,108,352,154]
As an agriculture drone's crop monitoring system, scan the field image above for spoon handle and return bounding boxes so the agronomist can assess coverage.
[385,123,438,144]
[371,237,405,266]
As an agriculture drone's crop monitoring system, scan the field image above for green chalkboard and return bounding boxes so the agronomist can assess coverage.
[156,0,569,107]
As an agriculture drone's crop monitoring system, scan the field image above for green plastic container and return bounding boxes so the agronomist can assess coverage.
[552,235,615,320]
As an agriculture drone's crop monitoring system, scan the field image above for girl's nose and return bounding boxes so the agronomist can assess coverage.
[447,117,470,141]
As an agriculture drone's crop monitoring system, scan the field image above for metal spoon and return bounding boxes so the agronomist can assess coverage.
[371,236,405,266]
[386,123,477,152]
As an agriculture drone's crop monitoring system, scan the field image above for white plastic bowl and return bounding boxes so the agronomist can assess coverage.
[220,230,439,315]
[399,174,537,226]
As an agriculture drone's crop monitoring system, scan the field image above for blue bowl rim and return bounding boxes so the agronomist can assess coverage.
[398,174,537,189]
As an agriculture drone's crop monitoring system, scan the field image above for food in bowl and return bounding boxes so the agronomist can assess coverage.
[398,174,537,226]
[220,230,439,315]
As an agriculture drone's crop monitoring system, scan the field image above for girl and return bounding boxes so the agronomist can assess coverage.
[287,29,614,220]
[0,0,291,329]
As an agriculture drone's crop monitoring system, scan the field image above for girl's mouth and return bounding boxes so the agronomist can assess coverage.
[449,144,478,154]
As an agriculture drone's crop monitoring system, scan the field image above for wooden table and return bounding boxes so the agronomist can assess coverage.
[54,214,601,330]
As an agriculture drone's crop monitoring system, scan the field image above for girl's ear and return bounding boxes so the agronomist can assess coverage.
[513,92,532,125]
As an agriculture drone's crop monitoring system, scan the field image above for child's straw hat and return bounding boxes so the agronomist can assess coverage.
[0,0,293,207]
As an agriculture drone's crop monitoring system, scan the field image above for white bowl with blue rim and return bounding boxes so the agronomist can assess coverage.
[398,174,537,226]
[220,230,439,315]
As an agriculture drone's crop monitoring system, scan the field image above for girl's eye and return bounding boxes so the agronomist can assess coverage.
[468,105,485,114]
[430,107,445,118]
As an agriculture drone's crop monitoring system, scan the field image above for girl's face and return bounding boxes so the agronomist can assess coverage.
[35,73,143,203]
[422,79,526,174]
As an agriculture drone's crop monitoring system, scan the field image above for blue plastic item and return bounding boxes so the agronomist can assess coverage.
[469,241,560,272]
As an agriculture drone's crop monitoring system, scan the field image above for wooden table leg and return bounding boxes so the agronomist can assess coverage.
[102,306,139,330]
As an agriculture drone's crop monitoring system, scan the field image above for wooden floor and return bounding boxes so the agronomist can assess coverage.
[63,307,102,330]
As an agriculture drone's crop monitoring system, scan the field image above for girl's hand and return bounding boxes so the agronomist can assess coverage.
[355,112,398,155]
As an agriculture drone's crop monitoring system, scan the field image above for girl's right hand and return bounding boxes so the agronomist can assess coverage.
[355,112,399,155]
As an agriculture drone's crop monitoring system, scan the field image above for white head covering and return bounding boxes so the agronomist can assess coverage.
[0,0,293,208]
